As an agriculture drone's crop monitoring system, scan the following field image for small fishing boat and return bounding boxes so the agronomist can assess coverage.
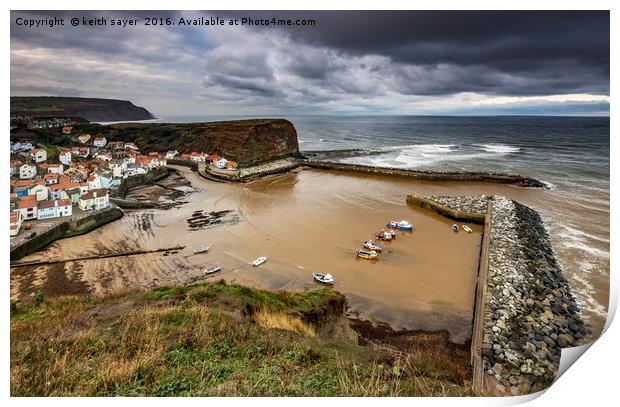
[376,230,395,241]
[462,225,473,233]
[452,224,459,232]
[356,249,379,260]
[363,240,383,252]
[313,273,334,285]
[194,245,210,254]
[396,220,413,231]
[386,221,398,229]
[204,266,222,275]
[252,256,268,267]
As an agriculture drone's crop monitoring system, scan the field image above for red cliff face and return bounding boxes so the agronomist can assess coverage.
[89,119,300,167]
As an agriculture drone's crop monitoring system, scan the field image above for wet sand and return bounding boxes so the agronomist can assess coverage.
[11,165,609,341]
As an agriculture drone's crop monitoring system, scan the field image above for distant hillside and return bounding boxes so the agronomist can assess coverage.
[10,96,155,122]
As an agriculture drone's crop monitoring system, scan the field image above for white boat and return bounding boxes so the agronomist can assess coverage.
[356,249,379,260]
[204,266,222,275]
[452,224,459,232]
[397,220,413,231]
[194,245,210,254]
[313,273,334,285]
[252,256,268,267]
[462,225,473,233]
[363,240,383,252]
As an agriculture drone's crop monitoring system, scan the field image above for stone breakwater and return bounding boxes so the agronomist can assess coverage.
[420,195,587,396]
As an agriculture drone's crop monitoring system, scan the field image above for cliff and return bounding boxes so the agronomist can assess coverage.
[10,96,154,122]
[77,119,300,167]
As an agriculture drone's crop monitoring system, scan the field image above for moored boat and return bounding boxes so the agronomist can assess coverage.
[313,273,334,285]
[452,224,459,232]
[356,249,378,259]
[194,245,210,254]
[396,220,413,231]
[386,221,398,229]
[363,240,383,252]
[462,225,473,233]
[204,266,222,275]
[376,230,395,241]
[252,256,268,266]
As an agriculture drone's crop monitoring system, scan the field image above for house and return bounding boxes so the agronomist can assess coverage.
[13,141,34,152]
[19,164,37,179]
[207,154,221,163]
[62,125,73,134]
[10,211,22,236]
[125,142,139,151]
[28,148,47,163]
[38,163,64,174]
[59,150,72,166]
[150,156,167,168]
[215,158,228,169]
[16,195,37,220]
[95,152,112,161]
[44,173,60,185]
[49,182,80,200]
[92,169,115,189]
[71,146,90,158]
[37,199,73,220]
[28,183,49,201]
[126,163,147,177]
[65,187,82,205]
[87,175,101,190]
[93,136,107,147]
[10,159,23,176]
[165,150,179,159]
[189,152,206,162]
[78,134,92,144]
[225,161,239,170]
[109,159,127,178]
[79,189,109,211]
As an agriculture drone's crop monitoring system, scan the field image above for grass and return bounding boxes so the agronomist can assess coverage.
[10,281,474,396]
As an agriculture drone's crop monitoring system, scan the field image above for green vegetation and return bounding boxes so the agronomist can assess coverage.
[11,281,474,396]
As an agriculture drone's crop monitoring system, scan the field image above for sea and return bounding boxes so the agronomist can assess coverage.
[159,114,611,337]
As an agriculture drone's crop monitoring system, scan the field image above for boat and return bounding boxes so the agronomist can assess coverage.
[396,220,413,231]
[376,230,395,241]
[452,224,459,232]
[204,266,222,275]
[462,225,473,233]
[313,273,334,285]
[252,256,268,266]
[356,249,379,260]
[386,221,398,229]
[363,240,383,252]
[194,245,210,254]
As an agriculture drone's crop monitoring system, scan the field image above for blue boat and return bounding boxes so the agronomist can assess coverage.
[396,220,413,231]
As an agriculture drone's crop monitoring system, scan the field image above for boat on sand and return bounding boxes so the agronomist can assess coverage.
[363,240,383,252]
[252,256,268,266]
[388,220,413,231]
[313,273,334,285]
[462,225,473,233]
[194,245,210,254]
[356,249,379,260]
[204,266,221,275]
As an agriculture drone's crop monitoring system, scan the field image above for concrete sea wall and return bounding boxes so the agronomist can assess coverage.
[407,194,587,396]
[10,207,123,261]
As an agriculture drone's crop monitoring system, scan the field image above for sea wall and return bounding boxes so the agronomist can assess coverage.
[409,195,587,396]
[10,208,123,261]
[299,160,546,187]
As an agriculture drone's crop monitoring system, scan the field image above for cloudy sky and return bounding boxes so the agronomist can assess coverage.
[11,10,610,117]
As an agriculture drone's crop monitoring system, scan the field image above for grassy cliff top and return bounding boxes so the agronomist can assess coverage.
[10,281,473,396]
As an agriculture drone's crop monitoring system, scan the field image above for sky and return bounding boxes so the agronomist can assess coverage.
[10,10,610,117]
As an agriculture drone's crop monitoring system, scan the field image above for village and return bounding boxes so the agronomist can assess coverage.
[9,124,239,243]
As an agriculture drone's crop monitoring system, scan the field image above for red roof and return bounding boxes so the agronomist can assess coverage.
[50,182,80,191]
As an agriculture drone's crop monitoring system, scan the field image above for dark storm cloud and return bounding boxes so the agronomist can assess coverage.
[10,10,610,115]
[218,10,610,96]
